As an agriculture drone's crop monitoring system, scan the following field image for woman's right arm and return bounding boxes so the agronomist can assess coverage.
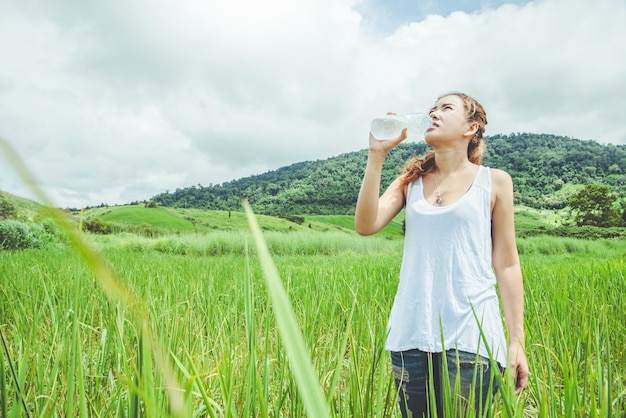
[354,131,407,236]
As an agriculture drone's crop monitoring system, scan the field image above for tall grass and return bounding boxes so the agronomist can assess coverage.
[89,229,402,257]
[244,200,330,418]
[2,235,625,416]
[522,254,626,416]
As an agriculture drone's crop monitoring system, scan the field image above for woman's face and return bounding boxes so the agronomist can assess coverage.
[425,94,471,143]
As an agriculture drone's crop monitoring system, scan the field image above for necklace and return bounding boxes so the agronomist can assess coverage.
[432,160,469,206]
[433,177,444,206]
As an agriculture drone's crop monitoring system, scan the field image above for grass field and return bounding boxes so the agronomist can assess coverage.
[85,205,358,235]
[1,219,625,416]
[81,203,560,239]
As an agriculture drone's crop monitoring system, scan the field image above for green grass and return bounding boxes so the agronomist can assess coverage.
[304,215,356,231]
[515,205,572,228]
[84,204,574,240]
[88,229,402,257]
[1,232,625,416]
[84,205,348,234]
[99,205,196,231]
[82,204,409,239]
[0,191,47,221]
[305,213,405,238]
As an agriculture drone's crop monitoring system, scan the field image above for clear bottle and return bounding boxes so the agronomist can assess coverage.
[370,112,432,141]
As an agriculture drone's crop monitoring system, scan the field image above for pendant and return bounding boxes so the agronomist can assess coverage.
[435,194,443,205]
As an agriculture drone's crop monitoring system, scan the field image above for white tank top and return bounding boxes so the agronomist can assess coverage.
[385,165,508,367]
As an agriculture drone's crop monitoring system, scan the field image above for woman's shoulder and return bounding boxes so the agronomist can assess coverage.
[487,167,514,196]
[487,167,513,184]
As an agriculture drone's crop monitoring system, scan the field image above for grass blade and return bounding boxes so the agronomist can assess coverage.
[0,326,30,418]
[243,200,330,418]
[0,137,185,417]
[1,334,7,418]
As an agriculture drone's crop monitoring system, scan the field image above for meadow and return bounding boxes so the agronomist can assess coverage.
[1,222,625,417]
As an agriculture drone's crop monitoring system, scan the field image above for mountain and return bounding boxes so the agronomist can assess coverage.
[151,133,626,216]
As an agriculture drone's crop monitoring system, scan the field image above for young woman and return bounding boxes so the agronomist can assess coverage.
[355,92,529,417]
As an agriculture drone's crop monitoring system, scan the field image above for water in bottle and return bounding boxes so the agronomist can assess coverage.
[370,112,432,141]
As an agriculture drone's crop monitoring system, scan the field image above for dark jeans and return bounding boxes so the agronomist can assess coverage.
[391,349,501,418]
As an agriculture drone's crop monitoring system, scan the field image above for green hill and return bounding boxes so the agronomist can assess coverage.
[0,191,48,221]
[97,206,196,231]
[78,203,561,239]
[1,191,614,240]
[305,213,405,238]
[151,133,626,216]
[82,205,358,235]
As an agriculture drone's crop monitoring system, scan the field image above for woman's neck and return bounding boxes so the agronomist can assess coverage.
[433,150,470,175]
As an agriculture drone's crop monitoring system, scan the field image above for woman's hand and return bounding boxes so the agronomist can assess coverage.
[368,129,407,155]
[368,112,408,155]
[356,112,408,236]
[508,341,529,395]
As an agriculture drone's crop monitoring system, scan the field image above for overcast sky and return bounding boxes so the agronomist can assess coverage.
[1,0,625,209]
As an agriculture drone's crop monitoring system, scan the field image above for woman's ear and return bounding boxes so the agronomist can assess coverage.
[464,122,479,138]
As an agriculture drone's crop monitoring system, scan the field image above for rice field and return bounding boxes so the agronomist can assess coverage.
[1,226,625,417]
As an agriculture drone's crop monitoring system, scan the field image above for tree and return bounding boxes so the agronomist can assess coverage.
[569,184,622,227]
[83,218,114,234]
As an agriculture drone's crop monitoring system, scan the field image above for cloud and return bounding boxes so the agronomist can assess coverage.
[0,0,624,208]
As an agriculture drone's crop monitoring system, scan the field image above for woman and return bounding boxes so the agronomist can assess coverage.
[355,92,529,417]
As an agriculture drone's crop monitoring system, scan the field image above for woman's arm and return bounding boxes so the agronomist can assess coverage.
[354,132,407,236]
[490,168,529,395]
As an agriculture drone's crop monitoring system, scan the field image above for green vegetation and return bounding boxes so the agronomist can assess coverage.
[0,220,58,250]
[1,230,625,416]
[100,206,195,231]
[78,203,624,241]
[0,191,45,221]
[2,133,626,416]
[150,134,626,216]
[81,205,356,236]
[569,184,624,227]
[1,190,625,416]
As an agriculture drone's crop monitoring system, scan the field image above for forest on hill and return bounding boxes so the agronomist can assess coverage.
[151,133,626,217]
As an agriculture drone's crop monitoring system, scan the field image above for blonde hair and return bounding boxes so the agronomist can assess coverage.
[398,92,488,185]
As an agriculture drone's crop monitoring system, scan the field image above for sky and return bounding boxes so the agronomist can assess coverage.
[1,0,625,209]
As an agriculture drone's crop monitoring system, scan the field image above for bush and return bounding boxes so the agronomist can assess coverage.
[83,218,114,234]
[126,223,161,238]
[280,214,305,225]
[516,224,626,240]
[0,197,17,219]
[548,225,626,240]
[0,220,45,250]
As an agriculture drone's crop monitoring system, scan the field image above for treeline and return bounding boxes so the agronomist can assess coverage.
[152,133,626,216]
[486,134,626,208]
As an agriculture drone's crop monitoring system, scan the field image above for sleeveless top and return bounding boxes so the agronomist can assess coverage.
[385,165,508,367]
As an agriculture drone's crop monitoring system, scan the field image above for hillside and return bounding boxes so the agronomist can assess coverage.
[0,191,48,220]
[83,205,403,238]
[82,204,571,239]
[3,190,622,241]
[151,133,626,216]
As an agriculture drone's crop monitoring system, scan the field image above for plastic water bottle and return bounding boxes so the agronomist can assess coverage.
[370,112,432,140]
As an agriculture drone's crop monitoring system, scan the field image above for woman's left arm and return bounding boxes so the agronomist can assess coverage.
[490,168,529,395]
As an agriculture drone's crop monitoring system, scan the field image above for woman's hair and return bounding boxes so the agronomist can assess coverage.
[398,92,488,185]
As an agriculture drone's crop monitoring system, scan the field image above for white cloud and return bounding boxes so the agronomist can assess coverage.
[0,0,624,208]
